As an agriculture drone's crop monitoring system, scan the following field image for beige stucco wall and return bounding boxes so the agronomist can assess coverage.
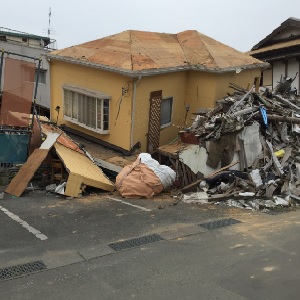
[132,72,188,151]
[186,71,217,111]
[262,68,272,86]
[214,69,262,99]
[50,60,133,150]
[50,59,263,152]
[183,68,261,124]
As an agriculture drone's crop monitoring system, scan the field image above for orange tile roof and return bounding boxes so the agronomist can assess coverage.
[50,30,266,73]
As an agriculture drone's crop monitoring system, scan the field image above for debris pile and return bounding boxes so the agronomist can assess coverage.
[5,123,115,198]
[180,78,300,210]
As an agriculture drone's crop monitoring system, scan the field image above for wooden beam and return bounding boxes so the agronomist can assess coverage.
[254,114,300,124]
[182,161,239,192]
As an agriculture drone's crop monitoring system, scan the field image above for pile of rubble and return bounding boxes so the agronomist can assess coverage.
[181,77,300,210]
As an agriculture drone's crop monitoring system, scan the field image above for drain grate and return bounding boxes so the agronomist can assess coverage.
[199,218,241,230]
[109,234,164,251]
[0,261,47,281]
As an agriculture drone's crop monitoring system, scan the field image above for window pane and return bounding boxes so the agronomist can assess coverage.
[86,96,96,128]
[64,90,71,117]
[103,99,109,130]
[161,97,173,126]
[97,99,102,130]
[72,92,78,119]
[63,87,110,132]
[78,94,84,123]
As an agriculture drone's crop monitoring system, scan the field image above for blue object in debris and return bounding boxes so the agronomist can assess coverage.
[259,106,268,128]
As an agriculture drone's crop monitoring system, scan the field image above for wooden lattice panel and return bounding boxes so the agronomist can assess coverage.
[147,91,162,153]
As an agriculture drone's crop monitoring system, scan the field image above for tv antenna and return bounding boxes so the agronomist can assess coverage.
[48,7,51,37]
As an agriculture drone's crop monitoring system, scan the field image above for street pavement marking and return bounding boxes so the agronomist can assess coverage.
[0,205,48,241]
[107,197,152,212]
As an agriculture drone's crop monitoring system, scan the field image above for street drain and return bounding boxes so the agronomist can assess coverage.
[199,218,241,230]
[109,234,164,251]
[0,260,47,281]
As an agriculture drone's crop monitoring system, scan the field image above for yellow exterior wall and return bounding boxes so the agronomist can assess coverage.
[50,60,133,150]
[185,71,217,113]
[215,69,262,98]
[182,69,261,127]
[132,72,187,151]
[50,59,263,152]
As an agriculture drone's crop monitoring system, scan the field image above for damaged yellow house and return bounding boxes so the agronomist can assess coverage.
[48,30,268,153]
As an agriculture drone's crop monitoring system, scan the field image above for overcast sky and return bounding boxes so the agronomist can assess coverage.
[1,0,299,52]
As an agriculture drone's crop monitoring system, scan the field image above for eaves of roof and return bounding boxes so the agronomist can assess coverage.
[248,39,300,55]
[251,17,300,50]
[47,53,268,77]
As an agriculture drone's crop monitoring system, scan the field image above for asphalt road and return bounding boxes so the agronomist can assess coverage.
[1,191,300,299]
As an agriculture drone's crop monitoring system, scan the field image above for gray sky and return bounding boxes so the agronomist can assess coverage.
[1,0,300,52]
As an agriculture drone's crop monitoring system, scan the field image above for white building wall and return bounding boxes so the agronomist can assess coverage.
[0,41,50,109]
[272,61,286,89]
[287,58,299,93]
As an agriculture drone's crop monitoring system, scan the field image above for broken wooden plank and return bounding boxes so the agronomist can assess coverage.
[182,161,239,192]
[5,150,49,197]
[265,140,284,176]
[54,143,115,196]
[5,132,61,197]
[265,184,277,197]
[273,94,300,111]
[281,146,292,166]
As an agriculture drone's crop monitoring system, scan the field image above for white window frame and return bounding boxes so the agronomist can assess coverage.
[160,96,173,128]
[63,85,110,134]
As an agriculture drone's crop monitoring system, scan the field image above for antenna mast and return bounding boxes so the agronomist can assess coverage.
[48,7,51,37]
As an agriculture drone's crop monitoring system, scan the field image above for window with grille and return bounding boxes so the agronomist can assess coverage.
[63,88,110,133]
[160,96,173,128]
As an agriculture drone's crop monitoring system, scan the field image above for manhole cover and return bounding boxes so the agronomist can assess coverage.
[109,234,164,251]
[0,261,47,281]
[199,218,241,230]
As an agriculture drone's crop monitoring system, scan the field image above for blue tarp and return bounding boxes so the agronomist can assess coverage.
[0,133,29,163]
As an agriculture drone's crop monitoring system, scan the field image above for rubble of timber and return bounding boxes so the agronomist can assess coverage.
[166,76,300,210]
[3,74,300,213]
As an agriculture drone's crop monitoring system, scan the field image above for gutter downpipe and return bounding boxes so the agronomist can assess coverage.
[130,74,141,149]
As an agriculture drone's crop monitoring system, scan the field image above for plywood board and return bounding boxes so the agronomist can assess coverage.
[5,132,60,197]
[54,143,114,195]
[5,149,49,197]
[65,173,84,197]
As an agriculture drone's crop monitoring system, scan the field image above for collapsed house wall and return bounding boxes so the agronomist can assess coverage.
[178,122,262,176]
